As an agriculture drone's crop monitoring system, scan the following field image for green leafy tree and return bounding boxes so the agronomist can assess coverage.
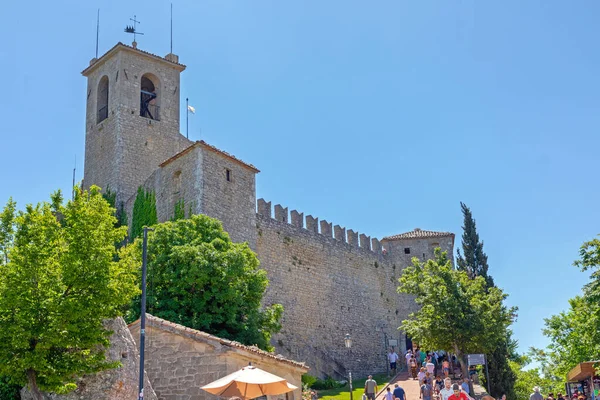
[456,202,494,287]
[398,249,516,384]
[0,197,16,265]
[509,357,562,400]
[529,236,600,386]
[530,296,600,383]
[0,187,140,399]
[574,236,600,303]
[131,187,157,239]
[125,214,283,351]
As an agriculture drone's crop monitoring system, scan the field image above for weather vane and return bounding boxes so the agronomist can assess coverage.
[124,15,144,44]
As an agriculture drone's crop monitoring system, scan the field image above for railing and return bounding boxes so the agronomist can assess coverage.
[97,105,108,123]
[140,103,160,121]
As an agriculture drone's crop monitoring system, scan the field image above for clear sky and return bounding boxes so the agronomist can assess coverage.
[1,1,598,357]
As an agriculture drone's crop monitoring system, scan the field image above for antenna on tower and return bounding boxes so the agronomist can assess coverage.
[95,9,100,58]
[72,155,76,200]
[170,3,173,54]
[124,15,144,47]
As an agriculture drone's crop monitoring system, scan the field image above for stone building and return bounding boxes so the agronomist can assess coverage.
[129,315,308,400]
[82,41,455,379]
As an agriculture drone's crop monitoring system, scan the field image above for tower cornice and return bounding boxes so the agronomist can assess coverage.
[82,42,186,76]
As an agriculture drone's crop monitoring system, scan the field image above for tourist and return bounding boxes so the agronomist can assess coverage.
[421,377,434,400]
[418,367,427,385]
[442,358,450,378]
[425,372,433,385]
[393,383,406,400]
[364,375,378,400]
[461,377,470,395]
[405,349,413,369]
[557,393,565,400]
[426,358,435,375]
[531,386,544,400]
[440,378,454,400]
[385,387,394,400]
[410,355,418,379]
[434,375,444,393]
[448,384,469,400]
[388,348,399,376]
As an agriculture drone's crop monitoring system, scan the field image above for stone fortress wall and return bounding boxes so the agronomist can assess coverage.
[253,199,454,378]
[81,42,456,381]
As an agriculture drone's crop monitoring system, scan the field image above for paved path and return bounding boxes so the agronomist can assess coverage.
[375,371,421,400]
[374,369,490,400]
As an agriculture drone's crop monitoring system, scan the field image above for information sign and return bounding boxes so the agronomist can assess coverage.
[468,354,486,365]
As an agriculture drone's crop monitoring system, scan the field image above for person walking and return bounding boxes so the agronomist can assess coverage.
[388,349,399,376]
[448,384,469,400]
[393,383,406,400]
[531,387,544,400]
[385,387,394,400]
[410,356,418,379]
[421,379,434,400]
[364,375,378,400]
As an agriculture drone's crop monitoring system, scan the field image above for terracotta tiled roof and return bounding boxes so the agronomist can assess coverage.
[129,314,308,371]
[159,140,260,173]
[82,42,186,76]
[382,228,454,241]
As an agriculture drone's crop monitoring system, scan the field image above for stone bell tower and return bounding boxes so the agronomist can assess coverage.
[82,42,192,206]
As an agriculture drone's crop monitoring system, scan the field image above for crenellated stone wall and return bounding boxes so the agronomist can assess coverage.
[253,199,455,379]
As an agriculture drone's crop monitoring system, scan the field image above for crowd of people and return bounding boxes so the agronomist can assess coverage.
[530,386,589,400]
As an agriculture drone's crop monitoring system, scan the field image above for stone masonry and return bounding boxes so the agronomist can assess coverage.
[129,314,308,400]
[82,42,455,381]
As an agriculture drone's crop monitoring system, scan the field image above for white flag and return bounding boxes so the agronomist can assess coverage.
[187,105,196,114]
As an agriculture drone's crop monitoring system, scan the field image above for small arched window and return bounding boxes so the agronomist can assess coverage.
[140,73,160,121]
[97,75,109,123]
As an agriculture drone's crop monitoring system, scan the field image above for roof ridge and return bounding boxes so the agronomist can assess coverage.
[129,314,307,370]
[382,228,454,241]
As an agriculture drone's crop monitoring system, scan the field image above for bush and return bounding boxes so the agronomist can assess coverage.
[0,375,20,400]
[311,377,345,390]
[302,374,318,388]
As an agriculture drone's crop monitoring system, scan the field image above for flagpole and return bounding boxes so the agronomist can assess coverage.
[186,97,189,139]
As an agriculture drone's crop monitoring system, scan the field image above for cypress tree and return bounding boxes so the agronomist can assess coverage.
[456,202,516,400]
[131,187,158,239]
[456,202,494,287]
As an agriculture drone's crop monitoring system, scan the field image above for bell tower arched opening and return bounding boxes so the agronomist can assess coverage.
[140,73,160,121]
[97,75,109,123]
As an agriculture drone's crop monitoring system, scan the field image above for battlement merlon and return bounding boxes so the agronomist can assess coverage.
[255,200,453,257]
[347,229,358,247]
[306,215,319,233]
[290,210,304,228]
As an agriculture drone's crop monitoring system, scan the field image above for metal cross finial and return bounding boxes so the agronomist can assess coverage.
[124,15,145,43]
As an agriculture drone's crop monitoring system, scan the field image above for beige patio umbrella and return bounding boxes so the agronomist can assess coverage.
[201,364,298,399]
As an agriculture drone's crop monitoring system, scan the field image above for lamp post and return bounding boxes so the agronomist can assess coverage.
[345,334,353,400]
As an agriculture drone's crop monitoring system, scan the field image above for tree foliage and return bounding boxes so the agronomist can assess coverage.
[530,296,600,383]
[131,187,157,240]
[0,187,140,398]
[0,197,16,266]
[125,214,283,351]
[456,202,494,287]
[398,249,516,383]
[509,357,562,400]
[574,236,600,303]
[529,236,600,386]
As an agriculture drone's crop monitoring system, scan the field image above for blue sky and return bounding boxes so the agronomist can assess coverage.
[1,1,598,357]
